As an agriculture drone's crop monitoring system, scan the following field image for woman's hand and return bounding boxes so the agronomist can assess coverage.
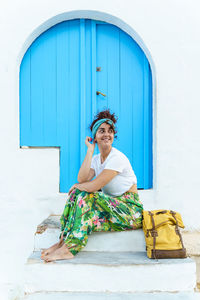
[68,183,80,195]
[68,182,90,195]
[68,183,87,195]
[85,136,96,152]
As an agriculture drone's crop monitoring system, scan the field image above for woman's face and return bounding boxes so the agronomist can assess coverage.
[94,122,114,147]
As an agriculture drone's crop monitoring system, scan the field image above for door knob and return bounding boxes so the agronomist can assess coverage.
[96,91,106,97]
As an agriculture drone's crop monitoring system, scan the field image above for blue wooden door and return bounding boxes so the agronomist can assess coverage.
[20,19,152,192]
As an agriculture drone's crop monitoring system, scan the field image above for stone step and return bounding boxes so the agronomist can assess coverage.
[23,291,200,300]
[34,215,146,252]
[24,251,196,293]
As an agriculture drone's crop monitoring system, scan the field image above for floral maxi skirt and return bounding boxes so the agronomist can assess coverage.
[60,188,143,256]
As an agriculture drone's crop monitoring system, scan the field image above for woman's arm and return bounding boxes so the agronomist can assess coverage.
[71,169,118,194]
[78,137,95,183]
[78,148,94,182]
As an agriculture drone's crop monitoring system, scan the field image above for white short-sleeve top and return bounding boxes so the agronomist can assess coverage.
[91,147,137,196]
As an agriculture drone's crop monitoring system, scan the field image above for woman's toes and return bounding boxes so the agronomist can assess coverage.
[43,255,50,262]
[41,251,48,257]
[42,249,49,254]
[44,258,50,262]
[41,253,46,260]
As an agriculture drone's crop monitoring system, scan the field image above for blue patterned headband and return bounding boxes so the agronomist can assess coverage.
[92,118,115,139]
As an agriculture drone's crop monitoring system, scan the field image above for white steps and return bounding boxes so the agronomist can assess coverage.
[23,215,198,299]
[34,215,146,252]
[23,291,200,300]
[24,251,196,294]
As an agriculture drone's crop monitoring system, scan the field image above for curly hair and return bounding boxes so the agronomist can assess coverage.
[88,108,118,139]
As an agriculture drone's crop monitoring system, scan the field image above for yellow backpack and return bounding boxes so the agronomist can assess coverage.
[142,210,187,259]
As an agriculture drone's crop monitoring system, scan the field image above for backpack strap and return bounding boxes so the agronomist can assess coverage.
[170,210,185,250]
[148,211,158,259]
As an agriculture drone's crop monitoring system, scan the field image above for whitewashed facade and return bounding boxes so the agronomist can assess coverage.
[0,0,200,298]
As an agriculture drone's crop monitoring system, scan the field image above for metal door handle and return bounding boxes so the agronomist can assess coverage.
[96,91,106,97]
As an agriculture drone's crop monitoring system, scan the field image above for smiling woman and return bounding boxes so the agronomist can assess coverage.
[41,109,143,262]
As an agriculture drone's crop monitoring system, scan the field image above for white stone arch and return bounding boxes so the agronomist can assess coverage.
[17,10,157,190]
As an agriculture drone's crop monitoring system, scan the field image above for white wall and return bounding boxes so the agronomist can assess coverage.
[0,0,200,298]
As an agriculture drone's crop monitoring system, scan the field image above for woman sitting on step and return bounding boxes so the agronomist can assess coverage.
[41,109,143,262]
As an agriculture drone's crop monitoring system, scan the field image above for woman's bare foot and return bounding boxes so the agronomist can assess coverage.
[44,244,74,262]
[41,239,64,259]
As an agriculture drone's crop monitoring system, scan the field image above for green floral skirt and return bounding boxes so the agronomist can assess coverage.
[60,188,143,256]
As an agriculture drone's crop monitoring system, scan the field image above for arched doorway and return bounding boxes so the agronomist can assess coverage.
[20,18,152,192]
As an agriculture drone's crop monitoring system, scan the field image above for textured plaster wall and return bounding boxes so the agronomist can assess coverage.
[0,0,200,298]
